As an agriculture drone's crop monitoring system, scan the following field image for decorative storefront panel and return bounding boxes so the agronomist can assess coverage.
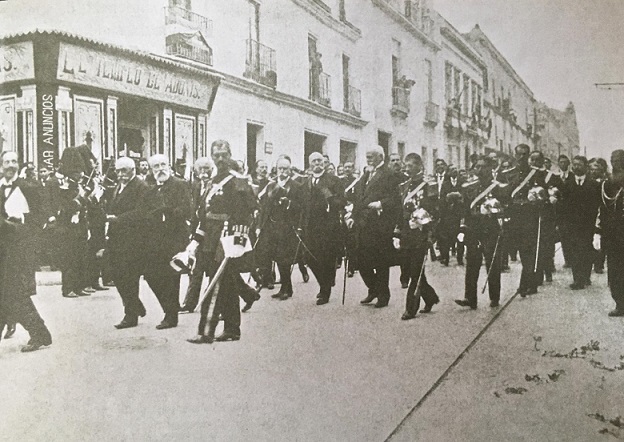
[57,43,217,111]
[74,95,104,162]
[0,42,35,84]
[174,113,195,179]
[0,96,16,152]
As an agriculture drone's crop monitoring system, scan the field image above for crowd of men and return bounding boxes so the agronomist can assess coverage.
[1,140,624,352]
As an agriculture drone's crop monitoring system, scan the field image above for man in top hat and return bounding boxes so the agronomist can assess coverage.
[0,151,52,352]
[76,131,98,174]
[173,158,188,181]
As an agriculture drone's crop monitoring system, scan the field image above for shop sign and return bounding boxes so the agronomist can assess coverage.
[57,43,217,110]
[0,42,35,83]
[37,87,57,169]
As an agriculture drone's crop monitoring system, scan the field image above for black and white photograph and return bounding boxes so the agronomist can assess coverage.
[1,0,624,440]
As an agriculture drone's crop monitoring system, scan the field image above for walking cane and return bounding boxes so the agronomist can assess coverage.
[481,231,502,295]
[342,249,348,305]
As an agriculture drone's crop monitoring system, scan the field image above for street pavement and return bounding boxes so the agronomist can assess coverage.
[1,253,622,441]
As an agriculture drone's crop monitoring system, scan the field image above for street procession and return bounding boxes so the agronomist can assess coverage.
[3,0,624,441]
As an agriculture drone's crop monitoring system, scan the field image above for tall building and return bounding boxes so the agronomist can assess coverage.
[464,24,537,158]
[439,17,487,170]
[535,101,580,161]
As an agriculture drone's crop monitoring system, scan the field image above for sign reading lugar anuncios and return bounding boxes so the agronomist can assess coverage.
[57,42,215,110]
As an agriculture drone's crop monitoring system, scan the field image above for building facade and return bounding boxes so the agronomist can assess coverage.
[535,101,580,161]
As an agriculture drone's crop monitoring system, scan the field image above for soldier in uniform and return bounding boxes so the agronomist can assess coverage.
[0,151,52,352]
[455,157,508,310]
[257,156,304,301]
[502,144,547,297]
[437,165,465,267]
[341,161,360,278]
[353,146,401,308]
[393,153,439,320]
[599,150,624,316]
[187,140,258,343]
[301,152,346,305]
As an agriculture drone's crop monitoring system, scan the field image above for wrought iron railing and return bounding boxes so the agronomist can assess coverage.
[424,101,439,125]
[244,39,277,88]
[165,6,212,35]
[392,86,410,114]
[344,85,361,117]
[310,70,331,107]
[166,43,213,66]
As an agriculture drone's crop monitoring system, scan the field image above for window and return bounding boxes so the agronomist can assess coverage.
[169,0,191,9]
[453,68,461,106]
[425,59,433,102]
[462,74,470,115]
[398,142,406,160]
[392,39,401,85]
[342,54,350,111]
[444,62,453,104]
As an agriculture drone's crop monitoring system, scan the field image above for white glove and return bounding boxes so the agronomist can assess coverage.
[457,233,465,243]
[393,237,401,250]
[593,234,601,251]
[71,213,80,224]
[346,218,354,229]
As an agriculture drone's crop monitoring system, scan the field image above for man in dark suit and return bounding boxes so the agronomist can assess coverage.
[0,151,52,352]
[341,161,359,278]
[556,154,574,268]
[105,157,150,329]
[257,156,304,300]
[352,146,401,308]
[561,156,600,290]
[437,165,464,266]
[302,152,346,305]
[142,154,192,329]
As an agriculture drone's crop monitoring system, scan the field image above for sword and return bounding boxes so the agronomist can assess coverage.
[481,231,502,295]
[292,227,319,263]
[194,256,229,342]
[534,213,542,273]
[342,249,348,305]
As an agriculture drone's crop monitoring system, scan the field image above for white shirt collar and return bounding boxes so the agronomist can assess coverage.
[576,174,586,184]
[278,177,290,187]
[312,171,324,179]
[0,175,18,187]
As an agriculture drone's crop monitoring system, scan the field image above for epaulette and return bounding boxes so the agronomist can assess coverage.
[501,166,516,175]
[462,179,479,188]
[229,170,246,179]
[494,180,508,188]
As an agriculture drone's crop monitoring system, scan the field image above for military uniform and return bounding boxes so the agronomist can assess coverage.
[459,178,509,307]
[503,165,548,296]
[599,178,624,313]
[192,170,257,338]
[395,175,439,318]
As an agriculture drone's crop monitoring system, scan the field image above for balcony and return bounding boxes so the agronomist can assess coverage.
[391,86,410,116]
[344,85,361,117]
[165,6,212,36]
[379,0,435,36]
[244,39,277,88]
[166,43,213,66]
[310,71,331,107]
[424,101,439,126]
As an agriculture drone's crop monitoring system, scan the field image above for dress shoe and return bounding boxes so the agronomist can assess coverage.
[179,305,195,313]
[83,287,96,294]
[215,331,240,342]
[63,291,79,298]
[374,299,389,308]
[502,266,510,273]
[301,271,310,283]
[490,300,500,308]
[187,334,212,344]
[278,291,292,301]
[347,270,354,278]
[21,334,52,352]
[92,284,108,291]
[271,291,283,299]
[155,319,177,330]
[104,281,116,287]
[608,309,624,317]
[401,312,417,320]
[401,282,409,289]
[78,289,92,296]
[516,289,528,298]
[242,293,262,312]
[457,258,464,266]
[595,268,604,274]
[420,298,439,313]
[440,259,449,267]
[569,282,585,290]
[4,323,16,339]
[526,288,538,295]
[545,275,553,283]
[266,282,275,290]
[360,294,377,304]
[455,299,477,310]
[114,316,138,329]
[316,298,329,306]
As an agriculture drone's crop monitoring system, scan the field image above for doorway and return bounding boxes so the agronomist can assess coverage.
[304,130,326,168]
[377,130,391,160]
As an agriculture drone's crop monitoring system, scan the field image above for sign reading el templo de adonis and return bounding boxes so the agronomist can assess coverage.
[56,43,214,110]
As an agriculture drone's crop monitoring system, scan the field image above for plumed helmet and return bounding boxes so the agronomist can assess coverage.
[59,146,87,176]
[480,197,502,215]
[528,186,547,202]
